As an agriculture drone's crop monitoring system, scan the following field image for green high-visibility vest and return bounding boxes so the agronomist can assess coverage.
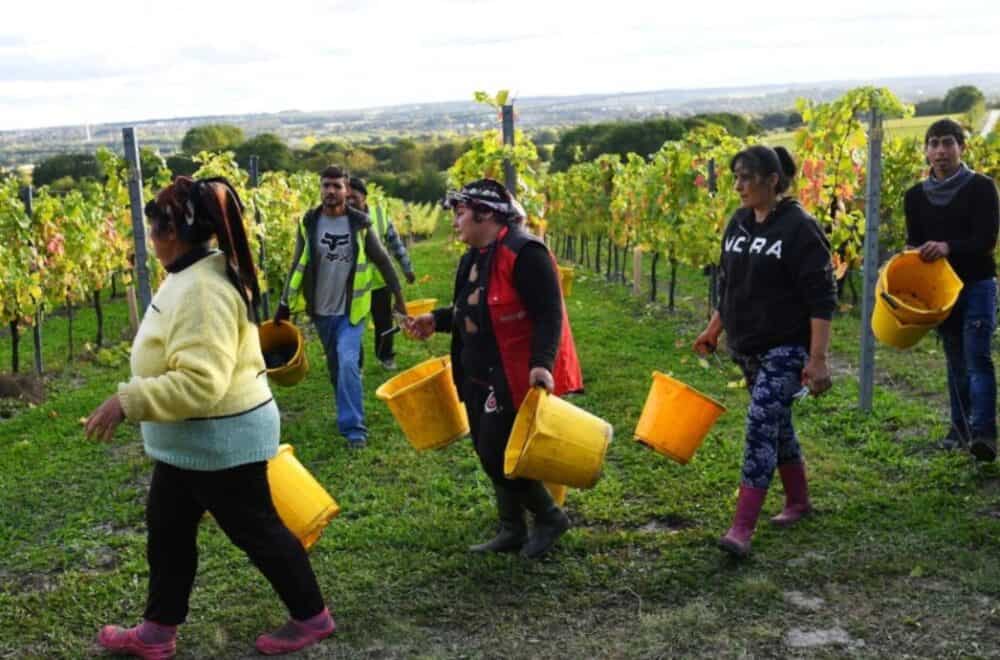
[286,213,373,324]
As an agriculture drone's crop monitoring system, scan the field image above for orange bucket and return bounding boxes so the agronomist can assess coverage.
[634,371,726,464]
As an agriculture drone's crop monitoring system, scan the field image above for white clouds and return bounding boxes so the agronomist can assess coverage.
[1,0,998,129]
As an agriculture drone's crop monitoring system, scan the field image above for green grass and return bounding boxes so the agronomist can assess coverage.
[2,229,1000,658]
[766,113,965,150]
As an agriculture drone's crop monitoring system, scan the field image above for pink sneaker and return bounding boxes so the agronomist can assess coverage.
[97,623,176,659]
[255,607,335,655]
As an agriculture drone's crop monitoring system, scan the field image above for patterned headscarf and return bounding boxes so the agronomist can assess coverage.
[443,179,515,217]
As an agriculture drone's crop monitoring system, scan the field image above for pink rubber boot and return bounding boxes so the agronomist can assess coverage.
[97,621,176,659]
[770,462,812,527]
[255,607,335,655]
[718,484,767,558]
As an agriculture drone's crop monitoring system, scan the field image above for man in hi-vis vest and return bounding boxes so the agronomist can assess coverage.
[348,176,416,371]
[274,165,406,449]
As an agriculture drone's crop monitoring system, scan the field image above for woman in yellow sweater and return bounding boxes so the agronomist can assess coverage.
[85,177,333,657]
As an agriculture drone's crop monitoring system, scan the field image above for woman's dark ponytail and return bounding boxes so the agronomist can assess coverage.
[192,178,262,323]
[773,146,797,194]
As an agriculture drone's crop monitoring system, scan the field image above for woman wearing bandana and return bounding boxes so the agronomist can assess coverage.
[407,179,583,559]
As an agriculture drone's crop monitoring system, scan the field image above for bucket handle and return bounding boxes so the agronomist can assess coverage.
[880,290,901,310]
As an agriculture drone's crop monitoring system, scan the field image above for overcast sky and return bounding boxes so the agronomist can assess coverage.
[2,0,998,130]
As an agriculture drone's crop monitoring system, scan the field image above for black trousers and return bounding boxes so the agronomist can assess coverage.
[370,287,395,362]
[462,370,533,492]
[144,461,325,625]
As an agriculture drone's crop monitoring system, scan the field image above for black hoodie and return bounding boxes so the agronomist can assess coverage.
[717,198,837,355]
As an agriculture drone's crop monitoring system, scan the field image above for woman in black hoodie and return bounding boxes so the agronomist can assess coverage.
[694,145,837,558]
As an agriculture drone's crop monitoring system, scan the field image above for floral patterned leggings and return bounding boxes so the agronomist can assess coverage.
[731,345,809,489]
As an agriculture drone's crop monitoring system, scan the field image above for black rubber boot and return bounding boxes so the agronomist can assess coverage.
[970,436,997,462]
[519,481,570,559]
[469,480,527,553]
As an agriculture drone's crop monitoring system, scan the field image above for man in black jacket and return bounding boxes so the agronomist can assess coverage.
[905,119,1000,461]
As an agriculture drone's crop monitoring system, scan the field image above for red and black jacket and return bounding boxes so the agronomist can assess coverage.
[434,225,583,408]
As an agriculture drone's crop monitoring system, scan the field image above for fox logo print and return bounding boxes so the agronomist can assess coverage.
[320,233,351,262]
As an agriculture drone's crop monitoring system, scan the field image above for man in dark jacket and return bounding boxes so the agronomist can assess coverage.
[274,165,406,449]
[904,119,1000,461]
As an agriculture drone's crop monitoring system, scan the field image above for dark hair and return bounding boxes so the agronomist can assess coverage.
[348,176,367,196]
[925,118,966,147]
[144,176,261,322]
[319,165,348,180]
[729,145,797,194]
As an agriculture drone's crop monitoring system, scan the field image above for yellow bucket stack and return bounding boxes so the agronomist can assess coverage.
[558,266,575,298]
[871,251,963,349]
[375,356,469,450]
[267,444,340,550]
[634,372,726,464]
[504,387,612,489]
[259,321,309,387]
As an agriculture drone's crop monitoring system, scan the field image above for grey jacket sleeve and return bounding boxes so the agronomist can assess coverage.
[365,229,402,296]
[384,220,413,275]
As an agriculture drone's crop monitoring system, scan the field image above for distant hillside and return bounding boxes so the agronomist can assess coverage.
[2,72,998,168]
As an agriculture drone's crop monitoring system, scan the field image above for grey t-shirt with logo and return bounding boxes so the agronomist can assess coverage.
[314,214,353,316]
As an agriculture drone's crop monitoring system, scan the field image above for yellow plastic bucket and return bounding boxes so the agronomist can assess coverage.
[634,372,726,464]
[504,387,612,489]
[545,482,568,507]
[259,320,308,387]
[375,356,469,450]
[267,444,340,550]
[405,298,438,317]
[871,301,936,349]
[876,251,963,326]
[558,266,575,297]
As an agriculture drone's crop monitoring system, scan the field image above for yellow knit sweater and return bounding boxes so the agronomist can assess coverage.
[118,252,272,422]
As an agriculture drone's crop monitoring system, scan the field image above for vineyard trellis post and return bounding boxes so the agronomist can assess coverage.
[632,248,642,296]
[707,158,719,317]
[501,104,516,194]
[21,185,44,376]
[859,108,883,412]
[122,127,152,318]
[248,155,270,318]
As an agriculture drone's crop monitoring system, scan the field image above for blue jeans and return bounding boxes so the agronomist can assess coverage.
[938,278,997,440]
[731,345,809,489]
[314,314,367,442]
